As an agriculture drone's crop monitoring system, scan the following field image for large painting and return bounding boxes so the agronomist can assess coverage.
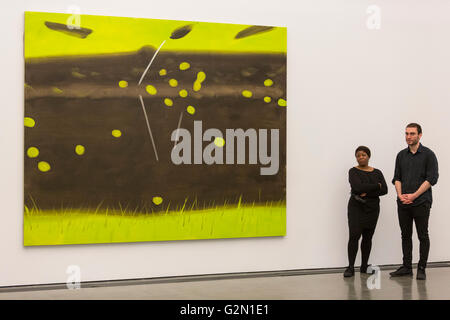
[24,12,286,245]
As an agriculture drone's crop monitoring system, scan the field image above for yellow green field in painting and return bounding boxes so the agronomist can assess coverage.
[25,11,287,58]
[24,204,286,246]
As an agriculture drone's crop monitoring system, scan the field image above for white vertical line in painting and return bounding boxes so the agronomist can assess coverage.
[138,40,167,85]
[173,111,183,149]
[138,95,159,161]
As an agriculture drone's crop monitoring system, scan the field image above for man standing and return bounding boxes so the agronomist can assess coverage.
[390,123,439,280]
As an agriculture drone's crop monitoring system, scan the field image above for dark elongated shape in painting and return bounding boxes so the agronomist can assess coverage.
[44,21,93,38]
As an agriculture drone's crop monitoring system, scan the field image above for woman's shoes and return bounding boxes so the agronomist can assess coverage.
[344,265,375,277]
[360,264,375,274]
[343,266,355,277]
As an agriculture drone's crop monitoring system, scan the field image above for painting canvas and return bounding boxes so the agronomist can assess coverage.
[24,12,286,246]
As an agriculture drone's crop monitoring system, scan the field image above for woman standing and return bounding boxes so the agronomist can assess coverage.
[344,146,388,277]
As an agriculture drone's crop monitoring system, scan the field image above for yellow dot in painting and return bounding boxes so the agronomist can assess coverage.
[193,81,202,92]
[153,196,163,205]
[164,98,173,107]
[179,62,190,70]
[264,79,274,87]
[75,145,85,155]
[52,87,63,94]
[38,161,51,172]
[278,98,287,107]
[169,79,178,87]
[146,85,157,95]
[112,130,122,138]
[214,137,225,147]
[179,89,188,98]
[159,69,167,76]
[187,105,195,115]
[27,147,39,158]
[197,71,206,83]
[264,96,272,103]
[118,80,128,88]
[24,117,35,128]
[72,71,86,79]
[242,90,252,98]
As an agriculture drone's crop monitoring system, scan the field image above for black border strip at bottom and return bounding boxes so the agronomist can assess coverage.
[0,300,449,318]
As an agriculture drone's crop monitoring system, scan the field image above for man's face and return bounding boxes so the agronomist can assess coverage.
[405,127,421,146]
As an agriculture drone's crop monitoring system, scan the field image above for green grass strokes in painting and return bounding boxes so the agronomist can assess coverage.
[23,203,286,246]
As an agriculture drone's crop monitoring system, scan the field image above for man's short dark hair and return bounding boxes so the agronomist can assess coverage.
[355,146,371,158]
[406,123,422,134]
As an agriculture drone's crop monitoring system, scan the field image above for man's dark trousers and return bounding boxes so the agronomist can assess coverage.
[397,201,431,269]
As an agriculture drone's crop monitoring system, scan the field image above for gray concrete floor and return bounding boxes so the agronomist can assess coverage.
[1,267,449,300]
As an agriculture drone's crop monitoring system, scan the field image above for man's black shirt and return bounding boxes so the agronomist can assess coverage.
[392,143,439,207]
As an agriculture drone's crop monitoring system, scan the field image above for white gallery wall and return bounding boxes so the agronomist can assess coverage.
[0,0,449,286]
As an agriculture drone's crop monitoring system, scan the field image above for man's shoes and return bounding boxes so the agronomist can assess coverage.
[343,266,355,278]
[360,264,375,274]
[389,266,413,277]
[416,267,426,280]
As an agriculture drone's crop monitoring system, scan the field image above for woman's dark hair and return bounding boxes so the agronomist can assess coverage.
[355,146,371,158]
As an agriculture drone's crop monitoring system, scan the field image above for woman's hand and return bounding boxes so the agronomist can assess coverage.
[360,193,367,197]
